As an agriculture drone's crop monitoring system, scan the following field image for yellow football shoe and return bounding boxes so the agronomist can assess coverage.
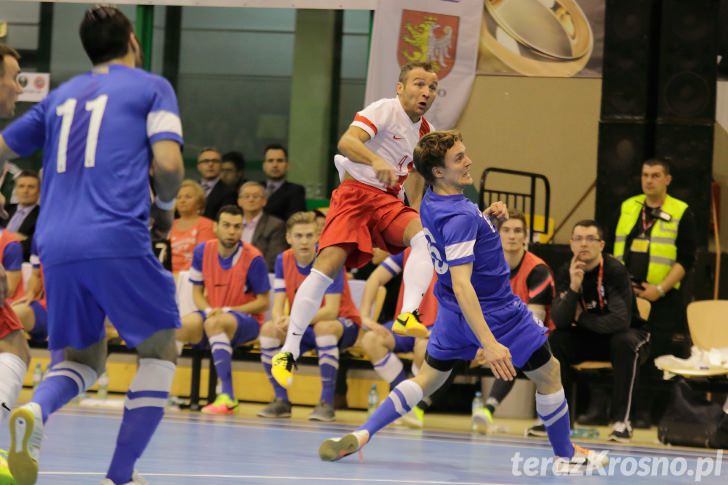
[0,449,17,485]
[271,351,297,389]
[392,310,430,338]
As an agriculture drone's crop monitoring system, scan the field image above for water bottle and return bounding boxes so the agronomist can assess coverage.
[367,384,379,416]
[471,391,484,416]
[32,363,43,390]
[97,372,109,400]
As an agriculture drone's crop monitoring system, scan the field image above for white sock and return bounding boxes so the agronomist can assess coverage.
[315,335,339,370]
[281,269,333,359]
[259,336,281,366]
[126,359,175,410]
[373,352,404,383]
[401,231,434,314]
[535,388,568,422]
[390,380,424,415]
[0,353,27,425]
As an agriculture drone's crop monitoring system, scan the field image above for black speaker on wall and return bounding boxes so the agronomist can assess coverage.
[595,120,652,231]
[653,122,714,247]
[656,0,719,123]
[600,0,659,120]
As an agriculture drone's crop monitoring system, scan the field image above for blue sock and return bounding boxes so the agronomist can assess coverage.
[372,352,407,391]
[106,359,175,485]
[33,361,97,423]
[536,388,574,458]
[358,380,423,437]
[209,334,234,400]
[315,335,339,405]
[259,337,288,401]
[49,350,64,368]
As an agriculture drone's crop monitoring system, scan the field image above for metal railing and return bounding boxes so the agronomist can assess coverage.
[479,167,551,237]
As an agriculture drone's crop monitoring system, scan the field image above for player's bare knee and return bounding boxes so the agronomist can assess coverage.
[314,247,347,278]
[3,331,32,366]
[65,342,107,376]
[260,321,277,338]
[136,329,177,364]
[203,316,224,335]
[403,219,424,245]
[530,357,562,395]
[360,330,381,351]
[313,320,340,337]
[413,365,449,396]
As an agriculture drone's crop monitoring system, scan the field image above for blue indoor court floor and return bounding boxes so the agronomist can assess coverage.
[2,407,726,484]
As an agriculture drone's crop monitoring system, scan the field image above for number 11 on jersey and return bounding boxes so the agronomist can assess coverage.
[55,94,108,173]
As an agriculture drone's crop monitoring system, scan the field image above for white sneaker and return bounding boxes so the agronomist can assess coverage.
[8,402,44,485]
[100,471,148,484]
[553,444,609,475]
[399,408,424,429]
[472,408,493,435]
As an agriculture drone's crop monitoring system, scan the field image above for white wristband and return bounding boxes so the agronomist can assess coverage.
[222,307,232,314]
[155,196,176,211]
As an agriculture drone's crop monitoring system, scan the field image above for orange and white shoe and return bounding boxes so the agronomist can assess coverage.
[319,430,370,462]
[201,393,238,416]
[553,444,609,475]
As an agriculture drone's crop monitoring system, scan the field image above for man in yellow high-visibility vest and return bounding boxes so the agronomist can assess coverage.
[612,158,696,427]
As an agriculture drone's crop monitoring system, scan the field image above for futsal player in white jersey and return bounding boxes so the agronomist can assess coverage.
[271,62,439,387]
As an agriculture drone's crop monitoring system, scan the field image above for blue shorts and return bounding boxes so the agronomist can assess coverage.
[301,317,360,353]
[28,301,48,342]
[427,299,547,369]
[383,320,415,353]
[193,310,260,347]
[44,255,180,350]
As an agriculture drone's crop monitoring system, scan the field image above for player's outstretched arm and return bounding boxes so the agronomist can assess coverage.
[450,262,516,380]
[338,126,396,187]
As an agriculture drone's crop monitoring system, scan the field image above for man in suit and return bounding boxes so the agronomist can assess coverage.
[3,170,40,261]
[221,151,246,191]
[262,144,306,222]
[238,181,287,271]
[198,147,237,220]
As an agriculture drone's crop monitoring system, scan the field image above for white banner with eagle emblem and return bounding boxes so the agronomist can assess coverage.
[365,0,483,129]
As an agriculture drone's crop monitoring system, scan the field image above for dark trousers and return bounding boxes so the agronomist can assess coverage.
[549,326,650,423]
[635,289,690,422]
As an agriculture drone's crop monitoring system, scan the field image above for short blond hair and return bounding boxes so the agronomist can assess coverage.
[286,211,317,232]
[177,179,206,213]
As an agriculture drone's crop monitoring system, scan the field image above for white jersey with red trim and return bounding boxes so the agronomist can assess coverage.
[334,97,432,198]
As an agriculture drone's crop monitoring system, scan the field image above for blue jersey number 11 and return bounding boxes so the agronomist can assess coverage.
[55,95,108,173]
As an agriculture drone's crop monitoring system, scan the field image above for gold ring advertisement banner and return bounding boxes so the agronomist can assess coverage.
[479,0,604,77]
[365,0,484,130]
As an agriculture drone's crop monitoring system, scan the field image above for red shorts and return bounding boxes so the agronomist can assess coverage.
[0,303,23,340]
[319,179,419,269]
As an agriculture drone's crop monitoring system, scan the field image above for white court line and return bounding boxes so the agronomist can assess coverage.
[55,409,726,460]
[39,471,508,485]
